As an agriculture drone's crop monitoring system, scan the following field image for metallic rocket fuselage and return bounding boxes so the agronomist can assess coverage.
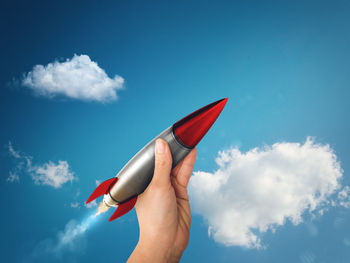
[104,126,192,207]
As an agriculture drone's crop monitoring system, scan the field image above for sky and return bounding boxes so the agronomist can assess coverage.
[1,0,350,262]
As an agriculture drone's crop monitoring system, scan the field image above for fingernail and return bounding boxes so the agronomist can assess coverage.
[156,139,164,154]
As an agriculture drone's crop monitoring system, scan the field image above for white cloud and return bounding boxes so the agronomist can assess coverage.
[8,141,21,158]
[7,141,24,183]
[30,160,75,188]
[70,202,80,208]
[189,137,344,248]
[95,179,101,186]
[338,186,350,208]
[7,171,20,183]
[22,54,124,102]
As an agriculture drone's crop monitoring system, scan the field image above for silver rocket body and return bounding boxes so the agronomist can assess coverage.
[103,126,192,207]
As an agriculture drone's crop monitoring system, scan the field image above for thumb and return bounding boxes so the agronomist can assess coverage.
[150,139,173,188]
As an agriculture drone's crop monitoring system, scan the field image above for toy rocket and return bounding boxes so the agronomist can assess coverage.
[86,98,228,221]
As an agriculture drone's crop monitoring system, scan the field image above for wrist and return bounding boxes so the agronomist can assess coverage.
[129,240,183,263]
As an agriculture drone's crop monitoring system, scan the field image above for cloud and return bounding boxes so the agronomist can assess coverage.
[70,202,80,208]
[8,141,21,158]
[22,54,124,102]
[29,160,75,188]
[7,141,25,183]
[7,141,76,188]
[338,186,350,208]
[7,171,20,183]
[189,137,344,248]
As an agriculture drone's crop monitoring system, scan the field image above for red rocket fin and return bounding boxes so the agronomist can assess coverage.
[109,196,138,222]
[86,178,117,204]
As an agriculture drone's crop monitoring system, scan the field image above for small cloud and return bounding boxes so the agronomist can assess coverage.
[7,141,76,189]
[22,54,124,103]
[7,171,20,183]
[8,141,21,158]
[7,141,24,183]
[70,202,80,208]
[338,186,350,208]
[95,180,101,186]
[189,137,344,248]
[29,160,75,189]
[85,200,98,208]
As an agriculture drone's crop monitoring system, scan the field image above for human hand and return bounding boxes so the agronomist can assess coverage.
[127,138,197,263]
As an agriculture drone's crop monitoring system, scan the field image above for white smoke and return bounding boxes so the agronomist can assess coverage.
[30,214,100,261]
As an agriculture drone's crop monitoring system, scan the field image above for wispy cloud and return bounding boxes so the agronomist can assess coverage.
[7,171,20,183]
[189,137,345,248]
[338,186,350,208]
[8,141,21,158]
[70,202,80,208]
[7,141,22,183]
[7,141,76,188]
[22,54,124,102]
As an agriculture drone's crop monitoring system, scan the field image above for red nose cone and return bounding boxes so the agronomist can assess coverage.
[173,98,228,148]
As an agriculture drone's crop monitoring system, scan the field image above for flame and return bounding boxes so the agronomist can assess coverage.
[95,201,110,216]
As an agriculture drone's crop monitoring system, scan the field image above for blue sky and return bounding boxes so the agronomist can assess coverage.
[1,0,350,262]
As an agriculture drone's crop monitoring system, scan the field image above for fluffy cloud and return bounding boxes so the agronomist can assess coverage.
[189,138,344,248]
[22,54,124,102]
[29,160,75,188]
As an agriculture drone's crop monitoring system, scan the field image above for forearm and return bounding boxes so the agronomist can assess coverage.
[127,241,182,263]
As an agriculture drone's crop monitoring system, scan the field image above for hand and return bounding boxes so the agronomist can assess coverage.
[127,139,197,263]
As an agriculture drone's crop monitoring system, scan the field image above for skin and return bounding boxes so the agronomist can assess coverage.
[127,139,197,263]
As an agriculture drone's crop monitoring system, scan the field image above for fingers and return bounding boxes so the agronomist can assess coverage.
[171,148,196,201]
[150,139,173,188]
[172,148,197,188]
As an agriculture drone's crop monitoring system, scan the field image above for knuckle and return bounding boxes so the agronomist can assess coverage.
[155,157,169,168]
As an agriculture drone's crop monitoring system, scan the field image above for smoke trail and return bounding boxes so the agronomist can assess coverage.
[30,213,102,261]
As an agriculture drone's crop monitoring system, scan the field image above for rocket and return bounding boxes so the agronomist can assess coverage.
[86,98,228,221]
